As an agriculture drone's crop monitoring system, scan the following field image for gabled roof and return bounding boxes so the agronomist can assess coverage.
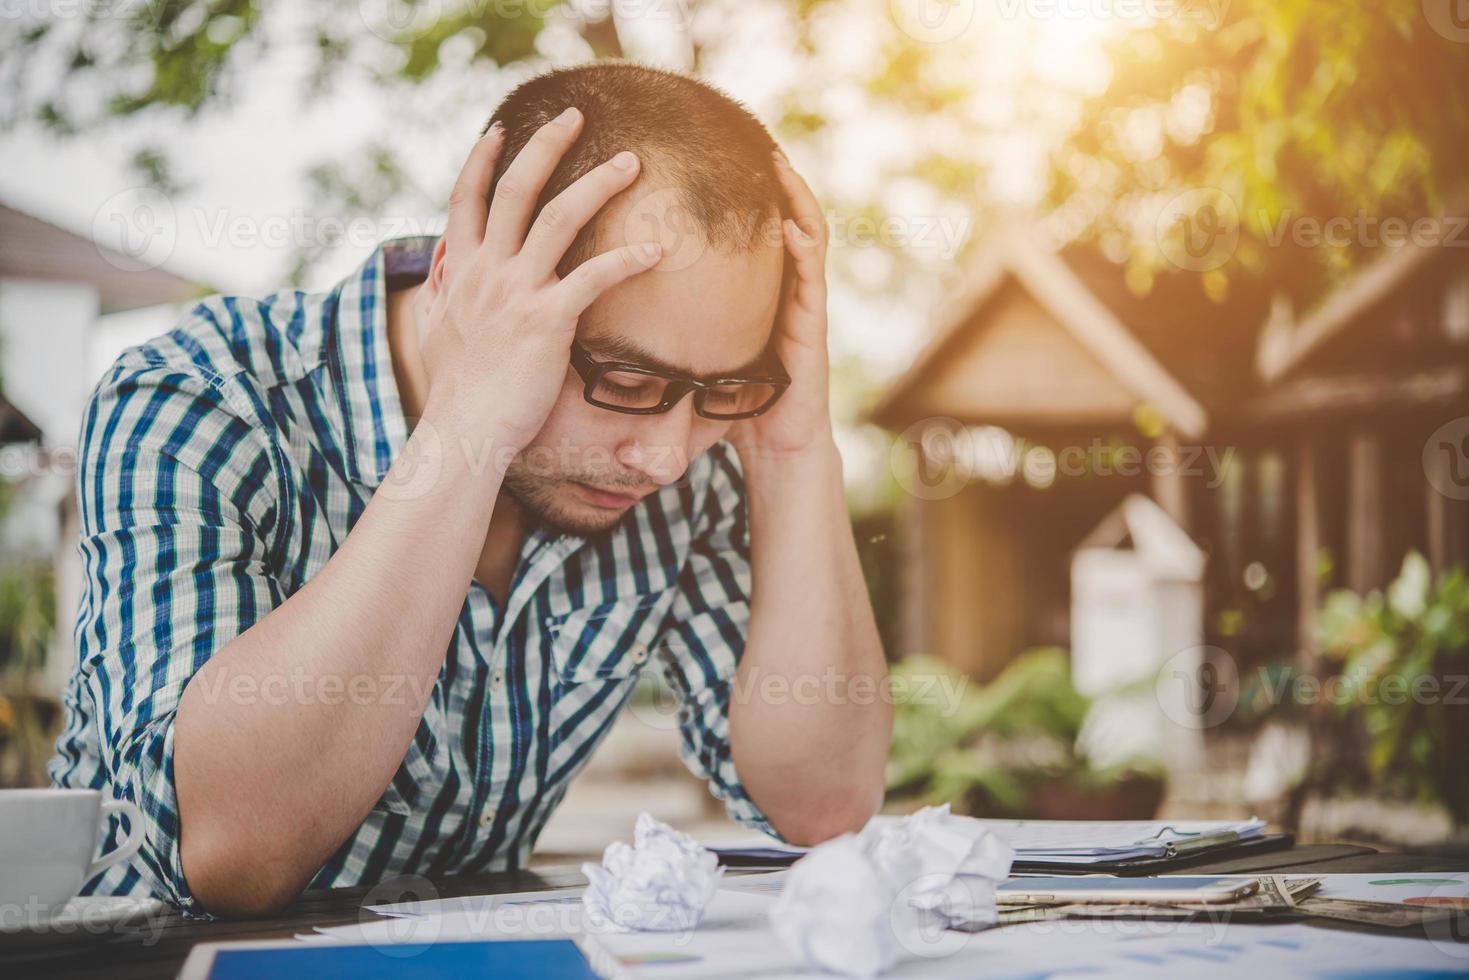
[1256,185,1469,383]
[871,223,1210,438]
[0,200,202,312]
[1076,492,1204,581]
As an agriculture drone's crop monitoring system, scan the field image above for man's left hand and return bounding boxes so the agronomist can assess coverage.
[729,150,834,463]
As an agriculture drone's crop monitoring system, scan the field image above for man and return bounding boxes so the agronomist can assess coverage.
[51,63,890,916]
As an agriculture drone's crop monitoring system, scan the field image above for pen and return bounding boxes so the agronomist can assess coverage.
[1164,829,1241,858]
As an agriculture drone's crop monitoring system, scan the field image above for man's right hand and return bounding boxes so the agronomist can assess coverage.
[417,106,663,452]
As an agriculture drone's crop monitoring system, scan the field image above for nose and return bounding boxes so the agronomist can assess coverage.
[617,401,699,486]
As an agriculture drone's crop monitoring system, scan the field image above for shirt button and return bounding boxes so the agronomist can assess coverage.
[479,806,497,829]
[490,668,506,690]
[630,644,649,665]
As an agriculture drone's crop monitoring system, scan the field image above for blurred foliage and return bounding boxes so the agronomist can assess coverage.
[0,0,1008,295]
[2,1,553,128]
[1311,552,1469,824]
[6,0,1467,302]
[1,0,583,282]
[1046,0,1469,304]
[0,364,59,786]
[887,647,1162,818]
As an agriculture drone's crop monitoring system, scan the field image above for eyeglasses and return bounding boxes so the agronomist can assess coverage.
[569,342,790,420]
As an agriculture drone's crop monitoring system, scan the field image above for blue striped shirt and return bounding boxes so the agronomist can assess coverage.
[49,236,777,910]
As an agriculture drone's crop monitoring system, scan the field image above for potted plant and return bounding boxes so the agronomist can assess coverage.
[886,647,1165,819]
[1313,552,1469,827]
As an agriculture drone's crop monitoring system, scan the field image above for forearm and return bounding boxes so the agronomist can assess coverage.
[175,403,507,914]
[730,439,891,844]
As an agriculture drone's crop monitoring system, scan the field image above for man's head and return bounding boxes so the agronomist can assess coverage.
[454,63,788,536]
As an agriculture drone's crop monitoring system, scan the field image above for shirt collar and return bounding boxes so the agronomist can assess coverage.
[327,235,437,487]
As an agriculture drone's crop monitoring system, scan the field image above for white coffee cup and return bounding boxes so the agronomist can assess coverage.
[0,788,144,918]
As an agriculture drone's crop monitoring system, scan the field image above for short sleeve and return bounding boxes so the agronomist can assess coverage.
[655,442,786,842]
[50,361,283,909]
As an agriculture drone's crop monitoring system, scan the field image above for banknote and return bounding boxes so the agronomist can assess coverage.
[991,878,1465,932]
[989,877,1322,925]
[1295,896,1464,929]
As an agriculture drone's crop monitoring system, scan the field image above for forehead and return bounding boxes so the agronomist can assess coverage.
[577,185,785,377]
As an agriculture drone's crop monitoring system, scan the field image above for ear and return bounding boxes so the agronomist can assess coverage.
[416,236,450,322]
[428,235,450,292]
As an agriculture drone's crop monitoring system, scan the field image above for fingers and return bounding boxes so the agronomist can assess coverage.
[770,152,828,345]
[520,150,642,273]
[554,242,664,315]
[782,217,827,314]
[772,149,828,251]
[483,106,585,258]
[445,124,506,258]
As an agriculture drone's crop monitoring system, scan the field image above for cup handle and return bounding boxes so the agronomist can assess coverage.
[86,799,145,882]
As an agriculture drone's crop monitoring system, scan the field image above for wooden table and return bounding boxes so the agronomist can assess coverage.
[7,845,1468,979]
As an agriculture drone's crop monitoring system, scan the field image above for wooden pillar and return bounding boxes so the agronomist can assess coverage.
[1295,436,1320,665]
[1346,430,1384,594]
[1426,437,1449,575]
[895,491,934,660]
[1150,432,1191,535]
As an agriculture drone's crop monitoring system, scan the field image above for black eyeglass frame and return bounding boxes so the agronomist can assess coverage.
[569,342,790,420]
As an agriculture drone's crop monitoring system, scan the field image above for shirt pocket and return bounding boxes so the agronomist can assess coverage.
[545,590,673,684]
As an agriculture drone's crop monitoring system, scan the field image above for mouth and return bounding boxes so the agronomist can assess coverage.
[572,482,647,510]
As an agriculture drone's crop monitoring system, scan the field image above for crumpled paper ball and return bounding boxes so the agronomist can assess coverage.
[769,804,1015,977]
[863,804,1014,930]
[769,834,912,979]
[581,812,724,932]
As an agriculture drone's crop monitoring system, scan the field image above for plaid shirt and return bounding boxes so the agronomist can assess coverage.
[49,236,776,910]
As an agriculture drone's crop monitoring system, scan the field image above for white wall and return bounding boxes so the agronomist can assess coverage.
[0,278,98,450]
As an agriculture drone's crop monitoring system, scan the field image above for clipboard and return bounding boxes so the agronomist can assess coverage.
[714,832,1296,873]
[1010,832,1296,875]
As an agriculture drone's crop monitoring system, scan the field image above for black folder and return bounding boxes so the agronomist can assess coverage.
[716,832,1295,874]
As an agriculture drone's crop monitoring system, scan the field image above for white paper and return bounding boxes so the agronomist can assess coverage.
[864,804,1016,930]
[365,886,584,918]
[874,918,1469,979]
[314,902,585,946]
[587,889,794,978]
[771,834,910,978]
[768,805,1016,977]
[716,870,788,898]
[582,812,724,933]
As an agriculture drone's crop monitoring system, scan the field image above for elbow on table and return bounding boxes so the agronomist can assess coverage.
[770,789,884,847]
[181,833,307,918]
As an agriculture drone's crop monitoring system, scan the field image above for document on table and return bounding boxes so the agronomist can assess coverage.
[707,817,1266,866]
[364,886,586,918]
[591,896,1469,979]
[973,817,1266,863]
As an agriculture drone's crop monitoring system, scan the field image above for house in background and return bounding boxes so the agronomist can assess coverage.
[0,392,42,446]
[871,209,1469,697]
[0,200,200,694]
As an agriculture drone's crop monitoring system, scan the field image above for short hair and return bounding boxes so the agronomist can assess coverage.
[481,62,786,274]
